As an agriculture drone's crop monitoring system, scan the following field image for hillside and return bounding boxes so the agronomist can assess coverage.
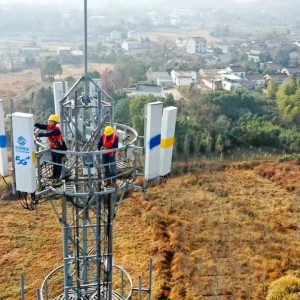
[1,160,300,299]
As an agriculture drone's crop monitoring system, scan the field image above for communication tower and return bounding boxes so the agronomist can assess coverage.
[4,1,177,299]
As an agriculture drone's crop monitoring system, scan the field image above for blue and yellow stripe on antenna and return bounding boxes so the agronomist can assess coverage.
[149,134,161,150]
[160,136,174,149]
[0,135,7,148]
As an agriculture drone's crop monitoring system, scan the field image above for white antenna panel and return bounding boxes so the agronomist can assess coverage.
[159,106,178,176]
[0,100,8,176]
[12,113,36,193]
[144,102,163,180]
[89,79,102,96]
[53,81,69,117]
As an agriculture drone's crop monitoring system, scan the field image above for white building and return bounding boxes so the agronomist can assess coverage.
[186,37,206,54]
[146,71,173,88]
[111,30,122,41]
[247,51,260,63]
[225,66,246,78]
[222,74,242,91]
[171,70,197,87]
[121,40,141,51]
[121,39,153,53]
[58,47,72,56]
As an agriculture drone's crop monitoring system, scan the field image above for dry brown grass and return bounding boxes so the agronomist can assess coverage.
[1,160,300,299]
[131,27,221,44]
[115,161,300,299]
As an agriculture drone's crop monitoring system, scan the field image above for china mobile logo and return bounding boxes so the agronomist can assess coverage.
[17,136,26,146]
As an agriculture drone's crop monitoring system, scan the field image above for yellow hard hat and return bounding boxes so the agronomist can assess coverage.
[48,115,59,122]
[104,125,114,136]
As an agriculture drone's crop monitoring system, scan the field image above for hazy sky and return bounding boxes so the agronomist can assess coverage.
[1,0,256,4]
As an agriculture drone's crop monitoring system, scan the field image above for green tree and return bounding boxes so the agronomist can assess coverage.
[215,134,224,153]
[64,75,76,87]
[113,55,147,89]
[266,79,278,99]
[230,51,248,65]
[213,48,223,55]
[201,131,213,154]
[129,95,156,135]
[259,52,272,64]
[162,93,176,107]
[87,71,101,79]
[274,49,290,67]
[105,49,117,63]
[33,86,55,121]
[115,99,130,125]
[40,58,62,82]
[245,60,260,74]
[277,79,300,123]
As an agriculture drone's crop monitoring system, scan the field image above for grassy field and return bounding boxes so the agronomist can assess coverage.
[0,62,113,112]
[129,26,221,45]
[1,160,300,299]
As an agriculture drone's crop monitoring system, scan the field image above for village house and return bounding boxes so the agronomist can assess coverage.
[200,65,265,91]
[38,51,59,62]
[224,65,246,78]
[281,67,300,77]
[263,62,281,74]
[222,74,242,91]
[264,73,289,85]
[121,39,154,54]
[171,70,198,87]
[3,56,25,71]
[247,50,261,63]
[58,47,83,64]
[245,74,266,89]
[132,82,163,98]
[146,71,173,88]
[186,37,207,55]
[199,68,224,90]
[20,47,41,67]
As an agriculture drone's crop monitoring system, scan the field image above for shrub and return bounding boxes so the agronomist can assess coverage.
[266,275,300,300]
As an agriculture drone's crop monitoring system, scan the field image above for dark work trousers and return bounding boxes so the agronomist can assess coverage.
[51,151,64,179]
[102,155,117,183]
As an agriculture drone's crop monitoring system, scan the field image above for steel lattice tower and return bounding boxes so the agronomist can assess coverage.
[25,0,151,299]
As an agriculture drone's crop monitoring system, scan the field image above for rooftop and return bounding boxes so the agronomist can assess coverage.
[246,74,265,80]
[136,84,162,93]
[147,71,171,79]
[227,65,246,72]
[173,70,197,78]
[223,74,242,81]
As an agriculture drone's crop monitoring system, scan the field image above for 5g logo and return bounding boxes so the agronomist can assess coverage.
[16,155,30,165]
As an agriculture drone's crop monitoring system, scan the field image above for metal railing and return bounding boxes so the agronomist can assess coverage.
[39,264,133,300]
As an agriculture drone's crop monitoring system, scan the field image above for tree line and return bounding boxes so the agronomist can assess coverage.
[113,80,300,159]
[16,76,300,159]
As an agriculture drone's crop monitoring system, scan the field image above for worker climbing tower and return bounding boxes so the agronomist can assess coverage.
[8,1,177,299]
